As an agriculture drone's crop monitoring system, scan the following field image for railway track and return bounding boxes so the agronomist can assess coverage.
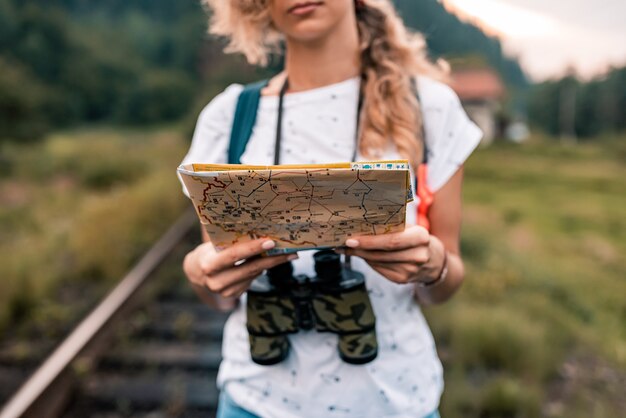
[1,209,228,418]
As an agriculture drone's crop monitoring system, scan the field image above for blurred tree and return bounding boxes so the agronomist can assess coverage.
[0,58,51,141]
[0,0,204,141]
[115,71,195,124]
[394,0,528,89]
[0,0,529,142]
[529,66,626,139]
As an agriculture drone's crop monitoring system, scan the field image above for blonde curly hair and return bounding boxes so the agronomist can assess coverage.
[203,0,448,166]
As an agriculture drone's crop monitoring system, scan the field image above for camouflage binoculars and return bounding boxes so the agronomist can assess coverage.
[246,250,377,366]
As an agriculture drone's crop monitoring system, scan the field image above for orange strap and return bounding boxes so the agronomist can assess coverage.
[416,163,434,231]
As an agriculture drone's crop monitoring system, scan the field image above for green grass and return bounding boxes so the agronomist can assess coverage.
[1,129,624,416]
[426,136,626,418]
[0,127,190,336]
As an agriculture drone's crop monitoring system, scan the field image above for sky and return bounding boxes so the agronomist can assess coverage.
[441,0,626,81]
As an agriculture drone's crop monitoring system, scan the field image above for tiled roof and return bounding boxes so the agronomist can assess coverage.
[450,69,505,101]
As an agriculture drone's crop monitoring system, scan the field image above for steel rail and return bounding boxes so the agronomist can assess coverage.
[0,208,197,418]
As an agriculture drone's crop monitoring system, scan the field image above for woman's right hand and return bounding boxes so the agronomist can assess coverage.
[183,238,297,307]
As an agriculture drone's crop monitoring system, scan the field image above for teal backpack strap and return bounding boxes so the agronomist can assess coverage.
[228,79,270,164]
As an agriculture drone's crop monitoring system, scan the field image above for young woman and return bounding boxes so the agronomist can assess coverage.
[179,1,482,417]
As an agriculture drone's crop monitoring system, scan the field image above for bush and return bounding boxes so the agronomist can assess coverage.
[444,306,555,380]
[0,128,188,335]
[115,71,195,124]
[78,159,144,190]
[480,378,541,418]
[68,170,187,281]
[0,58,51,141]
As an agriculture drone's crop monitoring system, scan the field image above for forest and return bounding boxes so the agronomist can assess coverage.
[529,67,626,139]
[3,0,624,143]
[0,0,529,142]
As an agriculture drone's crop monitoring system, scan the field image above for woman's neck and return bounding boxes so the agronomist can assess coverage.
[284,16,361,92]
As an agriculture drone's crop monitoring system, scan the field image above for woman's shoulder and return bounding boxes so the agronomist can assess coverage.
[414,75,483,191]
[197,83,245,123]
[196,73,287,123]
[414,75,462,112]
[260,72,287,97]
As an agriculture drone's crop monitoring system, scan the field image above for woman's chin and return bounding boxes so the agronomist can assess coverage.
[285,23,334,43]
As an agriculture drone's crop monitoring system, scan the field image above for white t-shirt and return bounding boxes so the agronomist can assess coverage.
[179,75,482,418]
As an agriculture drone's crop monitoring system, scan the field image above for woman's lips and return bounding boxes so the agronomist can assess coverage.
[289,2,322,16]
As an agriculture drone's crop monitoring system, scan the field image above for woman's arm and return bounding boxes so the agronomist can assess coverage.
[414,166,465,305]
[337,166,467,306]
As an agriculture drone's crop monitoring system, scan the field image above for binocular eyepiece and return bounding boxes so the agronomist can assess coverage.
[313,250,344,282]
[246,250,377,366]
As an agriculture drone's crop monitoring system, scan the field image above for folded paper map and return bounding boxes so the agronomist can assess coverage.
[177,160,413,254]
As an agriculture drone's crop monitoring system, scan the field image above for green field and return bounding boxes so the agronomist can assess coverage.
[0,128,189,338]
[1,130,624,416]
[429,137,626,417]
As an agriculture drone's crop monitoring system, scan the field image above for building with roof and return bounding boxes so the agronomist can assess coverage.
[450,68,506,144]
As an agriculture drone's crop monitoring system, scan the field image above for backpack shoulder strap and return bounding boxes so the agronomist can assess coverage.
[228,79,270,164]
[411,76,434,231]
[410,77,429,164]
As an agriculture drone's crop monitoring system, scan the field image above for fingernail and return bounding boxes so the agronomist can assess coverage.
[345,239,360,248]
[262,240,276,250]
[287,254,299,261]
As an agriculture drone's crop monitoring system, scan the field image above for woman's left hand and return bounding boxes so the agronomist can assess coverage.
[337,226,447,285]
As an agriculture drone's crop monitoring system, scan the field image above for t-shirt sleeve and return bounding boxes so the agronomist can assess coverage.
[177,83,244,197]
[417,77,483,192]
